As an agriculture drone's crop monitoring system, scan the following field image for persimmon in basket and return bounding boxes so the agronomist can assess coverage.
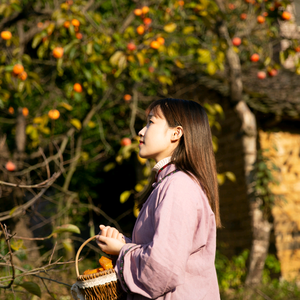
[82,256,113,275]
[99,256,114,270]
[83,268,104,275]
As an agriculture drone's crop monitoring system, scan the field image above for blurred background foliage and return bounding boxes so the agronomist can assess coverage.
[0,0,300,298]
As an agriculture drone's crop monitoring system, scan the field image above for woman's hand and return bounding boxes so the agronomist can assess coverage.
[96,225,126,255]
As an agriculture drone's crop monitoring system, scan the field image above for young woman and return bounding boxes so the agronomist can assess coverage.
[97,98,221,300]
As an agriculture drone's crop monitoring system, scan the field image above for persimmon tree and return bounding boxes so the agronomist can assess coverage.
[0,0,298,297]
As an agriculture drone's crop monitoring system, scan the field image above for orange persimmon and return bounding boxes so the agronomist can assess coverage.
[99,256,113,270]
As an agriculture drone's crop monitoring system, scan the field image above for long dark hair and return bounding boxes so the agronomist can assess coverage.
[137,98,221,228]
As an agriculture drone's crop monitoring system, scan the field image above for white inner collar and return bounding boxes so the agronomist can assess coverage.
[152,156,172,173]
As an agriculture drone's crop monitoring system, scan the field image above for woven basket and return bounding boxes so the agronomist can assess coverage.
[71,235,126,300]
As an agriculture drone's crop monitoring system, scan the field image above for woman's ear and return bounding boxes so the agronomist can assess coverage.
[171,126,183,142]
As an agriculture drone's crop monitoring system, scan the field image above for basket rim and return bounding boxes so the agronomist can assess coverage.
[77,268,117,281]
[75,235,115,278]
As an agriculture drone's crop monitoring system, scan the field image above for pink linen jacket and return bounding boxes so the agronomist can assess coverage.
[115,164,220,300]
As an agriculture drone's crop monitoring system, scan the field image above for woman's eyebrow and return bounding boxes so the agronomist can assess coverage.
[147,114,154,121]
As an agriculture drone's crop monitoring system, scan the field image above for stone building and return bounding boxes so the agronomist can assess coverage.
[182,68,300,281]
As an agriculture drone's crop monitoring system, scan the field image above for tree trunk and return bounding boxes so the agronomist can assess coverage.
[245,202,273,285]
[214,1,272,286]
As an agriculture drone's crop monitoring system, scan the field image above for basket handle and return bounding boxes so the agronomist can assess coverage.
[75,235,99,277]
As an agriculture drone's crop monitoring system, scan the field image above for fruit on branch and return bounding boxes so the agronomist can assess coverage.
[127,43,136,51]
[232,37,241,46]
[134,8,142,16]
[257,15,265,24]
[64,21,70,28]
[281,11,291,20]
[22,107,29,117]
[141,6,149,14]
[143,18,152,26]
[148,66,155,73]
[8,107,14,114]
[157,37,165,45]
[257,71,266,79]
[268,69,278,77]
[5,161,16,171]
[240,13,247,20]
[13,64,24,75]
[178,1,184,6]
[136,25,145,35]
[53,47,64,58]
[123,94,132,101]
[48,109,60,120]
[18,71,27,81]
[73,83,83,92]
[1,31,12,40]
[76,32,83,39]
[150,40,160,49]
[250,53,260,62]
[120,137,132,146]
[71,19,80,27]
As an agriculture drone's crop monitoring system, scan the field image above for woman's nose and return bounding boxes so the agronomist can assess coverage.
[139,126,146,136]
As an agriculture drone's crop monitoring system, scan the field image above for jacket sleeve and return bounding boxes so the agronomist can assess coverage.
[115,176,210,298]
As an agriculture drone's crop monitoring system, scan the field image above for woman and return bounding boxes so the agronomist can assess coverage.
[97,98,221,299]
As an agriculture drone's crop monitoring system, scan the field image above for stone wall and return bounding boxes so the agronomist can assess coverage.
[259,130,300,280]
[214,99,252,257]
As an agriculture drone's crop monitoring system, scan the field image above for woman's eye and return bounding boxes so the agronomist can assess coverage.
[148,120,153,124]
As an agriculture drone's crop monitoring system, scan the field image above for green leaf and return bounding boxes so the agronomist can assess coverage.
[225,172,236,182]
[182,26,194,35]
[217,173,225,185]
[10,239,25,251]
[32,34,43,49]
[70,118,82,130]
[103,162,116,172]
[9,206,20,216]
[207,61,217,75]
[164,23,177,33]
[52,224,81,235]
[17,282,41,298]
[120,190,131,203]
[135,183,144,192]
[197,49,211,64]
[62,239,74,252]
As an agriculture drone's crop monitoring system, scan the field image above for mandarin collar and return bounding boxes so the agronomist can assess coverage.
[152,163,176,188]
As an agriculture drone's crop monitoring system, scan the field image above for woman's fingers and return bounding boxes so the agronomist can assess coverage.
[97,235,125,255]
[99,225,120,239]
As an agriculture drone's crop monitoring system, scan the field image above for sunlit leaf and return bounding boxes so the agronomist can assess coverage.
[10,239,25,251]
[59,102,73,111]
[133,201,140,218]
[135,183,144,192]
[207,62,217,75]
[197,49,211,64]
[182,26,194,35]
[17,282,41,298]
[174,59,184,68]
[120,190,131,203]
[136,52,144,66]
[217,173,225,185]
[9,206,20,216]
[70,118,82,130]
[137,153,147,165]
[62,239,73,253]
[52,224,81,234]
[225,172,236,182]
[103,162,116,172]
[164,23,177,33]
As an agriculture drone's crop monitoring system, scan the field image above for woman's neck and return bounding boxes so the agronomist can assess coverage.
[152,156,172,173]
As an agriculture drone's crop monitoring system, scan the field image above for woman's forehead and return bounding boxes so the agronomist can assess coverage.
[148,106,164,118]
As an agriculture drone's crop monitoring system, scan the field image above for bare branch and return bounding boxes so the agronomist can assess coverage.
[0,223,15,289]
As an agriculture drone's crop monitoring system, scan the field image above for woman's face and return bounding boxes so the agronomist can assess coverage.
[138,108,178,163]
